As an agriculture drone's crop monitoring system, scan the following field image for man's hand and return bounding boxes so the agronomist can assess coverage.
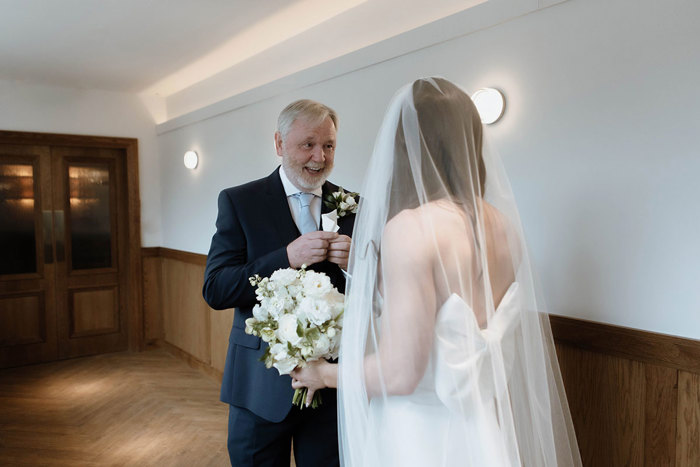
[287,231,339,268]
[327,234,351,270]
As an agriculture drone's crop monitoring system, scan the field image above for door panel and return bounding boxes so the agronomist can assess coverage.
[69,286,119,338]
[0,145,58,367]
[0,292,45,345]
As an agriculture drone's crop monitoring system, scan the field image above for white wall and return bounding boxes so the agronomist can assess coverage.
[0,79,162,246]
[157,0,700,339]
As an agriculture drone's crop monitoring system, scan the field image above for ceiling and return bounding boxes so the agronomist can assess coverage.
[0,0,486,97]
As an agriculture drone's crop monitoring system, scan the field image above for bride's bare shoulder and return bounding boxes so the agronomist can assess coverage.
[381,208,432,262]
[383,208,423,240]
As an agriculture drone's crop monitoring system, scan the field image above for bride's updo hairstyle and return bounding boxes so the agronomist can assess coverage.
[390,77,486,218]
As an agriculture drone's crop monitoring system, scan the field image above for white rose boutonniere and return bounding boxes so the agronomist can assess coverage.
[321,188,359,232]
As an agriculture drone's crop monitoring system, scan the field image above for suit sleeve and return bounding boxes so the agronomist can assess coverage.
[202,190,290,310]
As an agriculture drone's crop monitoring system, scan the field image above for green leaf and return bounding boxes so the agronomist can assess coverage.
[308,327,321,341]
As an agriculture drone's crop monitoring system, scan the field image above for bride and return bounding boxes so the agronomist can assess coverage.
[291,77,581,466]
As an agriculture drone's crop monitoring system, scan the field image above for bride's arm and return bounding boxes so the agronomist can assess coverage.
[364,212,437,398]
[291,212,436,401]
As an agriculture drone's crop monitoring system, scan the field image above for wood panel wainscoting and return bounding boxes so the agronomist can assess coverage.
[141,247,700,466]
[141,247,232,381]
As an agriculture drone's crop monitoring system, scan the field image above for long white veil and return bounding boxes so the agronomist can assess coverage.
[338,78,581,466]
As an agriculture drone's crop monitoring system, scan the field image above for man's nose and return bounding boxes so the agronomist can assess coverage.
[311,145,326,162]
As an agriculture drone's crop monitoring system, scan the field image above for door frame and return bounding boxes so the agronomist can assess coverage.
[0,130,144,351]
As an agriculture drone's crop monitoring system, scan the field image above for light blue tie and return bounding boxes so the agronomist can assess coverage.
[294,192,317,234]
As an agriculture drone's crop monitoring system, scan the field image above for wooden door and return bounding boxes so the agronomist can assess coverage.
[0,145,58,367]
[52,147,129,359]
[0,144,130,367]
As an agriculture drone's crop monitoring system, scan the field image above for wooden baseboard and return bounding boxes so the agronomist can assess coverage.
[156,340,223,382]
[159,247,207,266]
[141,247,207,265]
[141,247,160,258]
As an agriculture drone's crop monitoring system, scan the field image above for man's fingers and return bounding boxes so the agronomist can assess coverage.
[328,242,350,251]
[310,239,330,249]
[327,250,349,259]
[305,231,338,240]
[308,248,328,258]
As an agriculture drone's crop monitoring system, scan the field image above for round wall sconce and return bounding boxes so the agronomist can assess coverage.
[183,150,199,169]
[471,88,505,124]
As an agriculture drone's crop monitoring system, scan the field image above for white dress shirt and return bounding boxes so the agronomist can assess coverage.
[279,165,323,233]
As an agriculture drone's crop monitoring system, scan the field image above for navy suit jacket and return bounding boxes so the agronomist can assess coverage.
[202,167,355,422]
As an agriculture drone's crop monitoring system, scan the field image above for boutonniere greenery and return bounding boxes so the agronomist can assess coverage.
[324,188,359,217]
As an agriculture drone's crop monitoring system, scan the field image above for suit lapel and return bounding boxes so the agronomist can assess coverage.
[322,181,344,234]
[264,167,301,246]
[321,181,337,215]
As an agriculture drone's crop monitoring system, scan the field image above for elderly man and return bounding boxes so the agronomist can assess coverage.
[203,99,355,466]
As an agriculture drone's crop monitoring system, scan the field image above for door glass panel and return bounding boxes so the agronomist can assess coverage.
[0,163,37,275]
[68,165,112,270]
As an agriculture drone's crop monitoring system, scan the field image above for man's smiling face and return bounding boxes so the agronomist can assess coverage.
[276,115,336,191]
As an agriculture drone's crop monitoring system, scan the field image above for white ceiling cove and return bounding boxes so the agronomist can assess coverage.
[0,0,486,97]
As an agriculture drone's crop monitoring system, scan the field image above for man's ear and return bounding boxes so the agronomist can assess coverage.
[274,131,284,156]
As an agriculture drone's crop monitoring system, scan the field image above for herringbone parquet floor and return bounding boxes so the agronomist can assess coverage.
[0,349,229,466]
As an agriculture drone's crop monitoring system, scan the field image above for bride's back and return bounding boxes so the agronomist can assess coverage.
[412,200,519,326]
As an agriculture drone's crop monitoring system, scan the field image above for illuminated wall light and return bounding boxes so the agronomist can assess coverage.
[471,88,505,124]
[183,151,199,170]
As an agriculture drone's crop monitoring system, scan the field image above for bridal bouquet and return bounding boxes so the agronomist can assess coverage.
[246,266,344,408]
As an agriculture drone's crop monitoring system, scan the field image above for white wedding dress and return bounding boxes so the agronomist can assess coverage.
[361,283,521,467]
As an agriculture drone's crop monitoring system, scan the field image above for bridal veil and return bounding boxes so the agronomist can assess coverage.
[338,78,581,466]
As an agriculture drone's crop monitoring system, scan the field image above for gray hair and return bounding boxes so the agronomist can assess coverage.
[277,99,338,141]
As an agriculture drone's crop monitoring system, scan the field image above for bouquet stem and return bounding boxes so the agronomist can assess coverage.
[293,388,323,409]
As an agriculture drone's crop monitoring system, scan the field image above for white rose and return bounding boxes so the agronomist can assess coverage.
[270,268,298,286]
[345,196,357,206]
[276,314,301,345]
[252,304,268,321]
[313,334,331,356]
[299,297,332,326]
[273,357,297,375]
[324,292,344,318]
[302,272,332,297]
[287,284,303,298]
[301,344,314,358]
[270,343,287,357]
[268,297,287,319]
[269,343,298,374]
[339,201,349,211]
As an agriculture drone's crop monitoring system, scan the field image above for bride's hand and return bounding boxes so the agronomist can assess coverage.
[290,360,337,406]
